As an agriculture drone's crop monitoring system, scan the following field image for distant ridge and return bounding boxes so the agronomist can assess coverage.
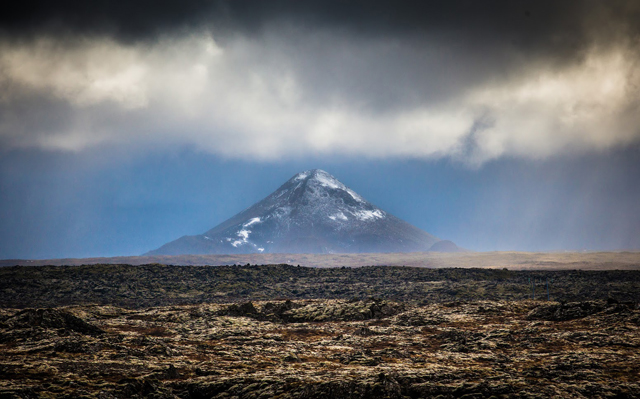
[147,169,457,255]
[4,252,640,270]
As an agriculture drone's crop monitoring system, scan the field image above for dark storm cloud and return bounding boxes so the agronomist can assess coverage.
[3,1,639,47]
[1,1,639,161]
[0,0,213,41]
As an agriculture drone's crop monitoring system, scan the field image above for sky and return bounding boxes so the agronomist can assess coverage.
[1,1,639,258]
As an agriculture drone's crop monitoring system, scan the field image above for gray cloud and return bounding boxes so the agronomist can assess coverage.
[1,1,639,163]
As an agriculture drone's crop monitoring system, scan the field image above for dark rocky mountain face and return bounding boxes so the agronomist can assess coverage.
[147,169,453,255]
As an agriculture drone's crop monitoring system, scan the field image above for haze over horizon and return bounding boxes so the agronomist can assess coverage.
[1,1,639,259]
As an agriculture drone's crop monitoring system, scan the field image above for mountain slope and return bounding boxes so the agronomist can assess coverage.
[146,169,453,255]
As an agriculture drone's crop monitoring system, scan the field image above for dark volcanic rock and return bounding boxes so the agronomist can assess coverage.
[217,299,405,323]
[2,265,640,309]
[218,300,302,322]
[282,299,406,322]
[3,308,103,335]
[394,308,445,326]
[221,301,258,317]
[527,300,610,321]
[147,169,451,255]
[527,299,639,322]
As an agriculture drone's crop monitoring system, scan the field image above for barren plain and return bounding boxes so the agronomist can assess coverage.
[1,263,639,398]
[3,250,640,269]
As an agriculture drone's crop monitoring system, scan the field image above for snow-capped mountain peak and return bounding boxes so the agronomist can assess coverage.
[147,169,455,255]
[286,169,365,202]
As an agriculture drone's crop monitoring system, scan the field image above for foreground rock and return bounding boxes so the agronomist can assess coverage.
[1,308,104,335]
[1,299,639,398]
[526,299,638,321]
[218,299,405,322]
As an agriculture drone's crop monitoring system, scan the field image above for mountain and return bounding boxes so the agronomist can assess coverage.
[146,169,457,255]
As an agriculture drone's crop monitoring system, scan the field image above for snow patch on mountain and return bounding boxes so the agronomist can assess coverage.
[308,170,364,203]
[346,189,364,203]
[329,212,348,221]
[314,171,341,190]
[353,209,385,221]
[231,228,251,247]
[244,217,262,227]
[294,171,310,181]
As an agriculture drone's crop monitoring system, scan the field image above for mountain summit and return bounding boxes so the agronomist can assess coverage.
[147,169,456,255]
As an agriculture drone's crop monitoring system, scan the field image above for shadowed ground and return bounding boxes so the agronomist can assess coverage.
[1,264,640,308]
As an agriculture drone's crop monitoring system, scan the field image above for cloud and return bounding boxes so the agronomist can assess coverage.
[1,2,639,163]
[461,45,640,163]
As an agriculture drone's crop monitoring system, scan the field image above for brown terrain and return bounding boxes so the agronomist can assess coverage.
[3,250,640,269]
[1,298,639,398]
[1,260,639,398]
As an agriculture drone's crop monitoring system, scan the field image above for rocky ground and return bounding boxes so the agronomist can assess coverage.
[1,298,639,398]
[2,264,640,308]
[1,265,639,398]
